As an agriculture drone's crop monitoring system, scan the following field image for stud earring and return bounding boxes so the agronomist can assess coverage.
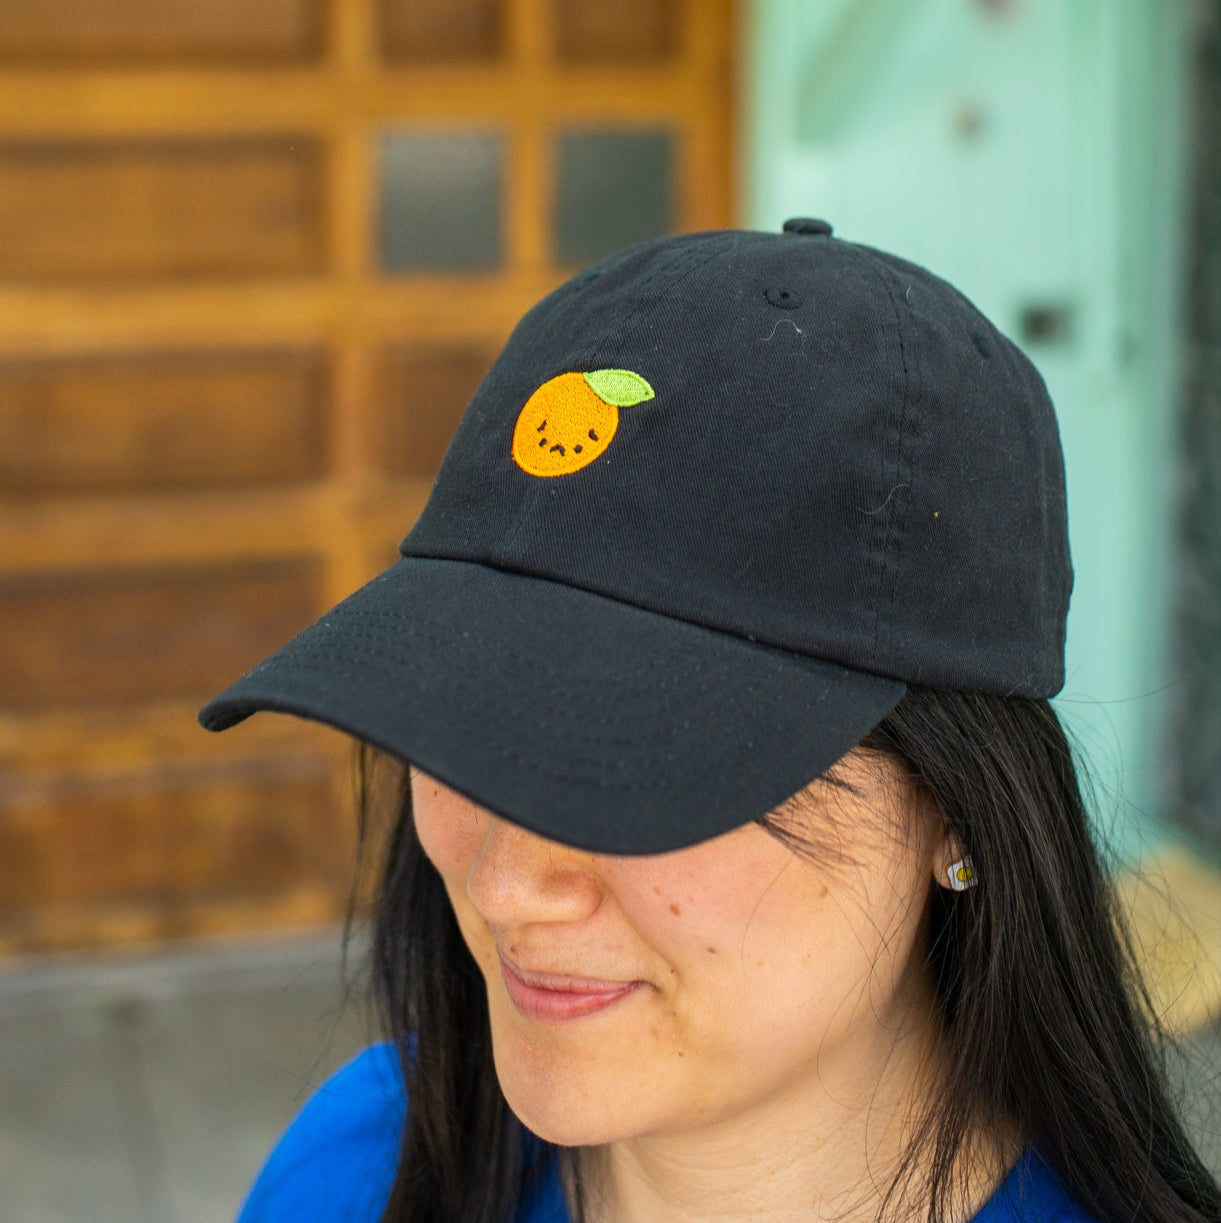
[945,856,978,891]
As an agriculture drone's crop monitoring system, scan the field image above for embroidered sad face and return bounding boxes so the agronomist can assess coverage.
[511,369,654,477]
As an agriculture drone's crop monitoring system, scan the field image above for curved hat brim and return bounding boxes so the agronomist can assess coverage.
[199,557,905,855]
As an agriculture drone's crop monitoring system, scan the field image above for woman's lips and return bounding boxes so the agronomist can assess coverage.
[498,953,642,1022]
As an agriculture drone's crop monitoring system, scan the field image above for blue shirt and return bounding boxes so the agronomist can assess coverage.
[238,1045,1097,1222]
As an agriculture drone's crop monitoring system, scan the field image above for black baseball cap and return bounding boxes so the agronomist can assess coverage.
[200,221,1072,854]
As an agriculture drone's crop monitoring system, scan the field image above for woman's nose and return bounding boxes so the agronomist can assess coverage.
[465,814,604,929]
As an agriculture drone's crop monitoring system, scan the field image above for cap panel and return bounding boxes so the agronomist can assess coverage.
[404,232,911,679]
[404,229,1071,698]
[403,231,730,560]
[862,250,1071,693]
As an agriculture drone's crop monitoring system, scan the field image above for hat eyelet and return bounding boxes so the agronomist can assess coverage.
[765,285,802,310]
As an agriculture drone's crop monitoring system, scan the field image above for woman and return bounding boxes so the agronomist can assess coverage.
[201,221,1220,1222]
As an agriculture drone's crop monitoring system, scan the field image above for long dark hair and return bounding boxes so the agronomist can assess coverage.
[356,688,1221,1223]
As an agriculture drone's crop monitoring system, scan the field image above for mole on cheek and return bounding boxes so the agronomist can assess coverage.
[669,903,682,916]
[705,946,718,955]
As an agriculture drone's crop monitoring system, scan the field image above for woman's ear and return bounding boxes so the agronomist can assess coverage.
[934,829,977,892]
[918,786,977,893]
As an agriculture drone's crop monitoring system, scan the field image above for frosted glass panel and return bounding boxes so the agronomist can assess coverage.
[379,131,502,271]
[556,129,674,265]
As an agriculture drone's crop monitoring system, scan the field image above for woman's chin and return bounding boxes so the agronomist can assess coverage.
[491,1044,651,1148]
[500,1083,633,1148]
[484,987,662,1146]
[512,1106,619,1149]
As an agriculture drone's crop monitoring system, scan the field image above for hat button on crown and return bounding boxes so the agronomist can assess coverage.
[782,217,833,236]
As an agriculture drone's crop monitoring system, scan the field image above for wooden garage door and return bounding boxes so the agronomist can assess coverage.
[0,0,738,954]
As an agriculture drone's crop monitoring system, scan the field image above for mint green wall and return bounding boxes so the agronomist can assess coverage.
[744,0,1192,859]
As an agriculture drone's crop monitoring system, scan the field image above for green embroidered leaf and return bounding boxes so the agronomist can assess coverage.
[584,368,655,407]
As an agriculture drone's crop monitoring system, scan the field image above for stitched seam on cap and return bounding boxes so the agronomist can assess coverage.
[877,263,918,675]
[854,250,913,673]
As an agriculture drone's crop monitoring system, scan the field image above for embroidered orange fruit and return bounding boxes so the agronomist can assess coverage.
[511,368,654,477]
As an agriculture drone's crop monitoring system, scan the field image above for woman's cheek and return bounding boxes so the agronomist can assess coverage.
[411,786,493,971]
[602,840,779,962]
[411,775,483,879]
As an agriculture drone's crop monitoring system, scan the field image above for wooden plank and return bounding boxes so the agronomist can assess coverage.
[0,276,549,353]
[0,700,344,776]
[0,66,706,135]
[0,349,328,495]
[505,0,547,62]
[329,128,376,280]
[0,887,351,956]
[555,0,680,62]
[0,0,324,65]
[682,0,738,229]
[0,482,430,572]
[381,0,503,62]
[0,70,346,137]
[0,756,359,954]
[0,559,324,708]
[0,488,327,571]
[369,65,702,120]
[372,342,496,476]
[330,0,376,71]
[330,337,376,482]
[506,122,552,269]
[0,762,346,910]
[0,138,325,281]
[682,112,737,230]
